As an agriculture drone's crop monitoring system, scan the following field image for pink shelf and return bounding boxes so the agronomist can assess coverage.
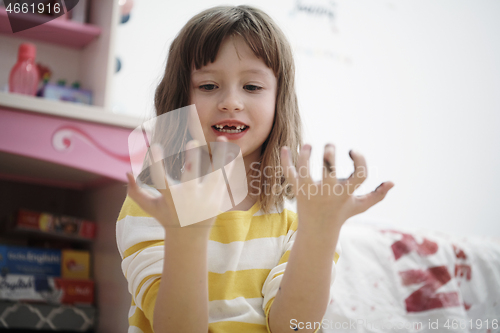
[0,107,136,189]
[0,7,101,49]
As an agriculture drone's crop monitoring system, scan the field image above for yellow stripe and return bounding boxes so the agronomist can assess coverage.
[216,201,261,220]
[208,269,270,301]
[334,252,340,264]
[287,216,298,231]
[118,197,300,244]
[209,320,267,333]
[142,278,161,323]
[129,305,154,333]
[129,251,338,303]
[124,240,164,259]
[277,250,291,265]
[135,274,161,298]
[210,213,292,244]
[272,271,284,279]
[118,197,298,244]
[265,297,275,316]
[117,196,152,221]
[265,297,275,333]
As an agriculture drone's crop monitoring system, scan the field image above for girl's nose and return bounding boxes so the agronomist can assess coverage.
[218,88,244,112]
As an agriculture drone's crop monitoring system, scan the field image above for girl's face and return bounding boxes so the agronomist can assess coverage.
[189,35,277,162]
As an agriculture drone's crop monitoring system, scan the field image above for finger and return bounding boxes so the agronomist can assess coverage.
[150,144,176,200]
[322,143,337,183]
[204,159,226,198]
[163,168,177,189]
[203,136,228,191]
[223,149,237,180]
[280,146,298,195]
[351,181,395,215]
[181,140,200,183]
[203,136,228,176]
[126,172,159,214]
[211,136,228,172]
[150,144,167,190]
[345,149,368,189]
[297,144,313,182]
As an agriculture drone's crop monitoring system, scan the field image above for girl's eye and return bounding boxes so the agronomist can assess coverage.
[244,85,262,92]
[199,84,262,91]
[199,84,217,91]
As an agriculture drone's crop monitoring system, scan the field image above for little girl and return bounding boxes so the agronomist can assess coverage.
[116,5,394,333]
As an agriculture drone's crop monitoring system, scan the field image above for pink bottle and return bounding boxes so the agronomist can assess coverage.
[9,43,40,96]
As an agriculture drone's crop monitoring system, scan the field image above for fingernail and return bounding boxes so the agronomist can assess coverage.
[349,150,354,158]
[375,182,384,191]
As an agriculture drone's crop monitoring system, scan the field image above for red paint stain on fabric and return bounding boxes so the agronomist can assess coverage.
[381,230,438,260]
[452,244,467,259]
[400,266,460,312]
[455,264,472,280]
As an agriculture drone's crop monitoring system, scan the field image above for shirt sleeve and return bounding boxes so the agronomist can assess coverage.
[261,206,342,333]
[116,192,165,324]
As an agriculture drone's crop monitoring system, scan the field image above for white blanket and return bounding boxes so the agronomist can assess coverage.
[318,222,500,333]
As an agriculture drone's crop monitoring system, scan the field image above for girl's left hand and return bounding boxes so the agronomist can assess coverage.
[280,143,394,232]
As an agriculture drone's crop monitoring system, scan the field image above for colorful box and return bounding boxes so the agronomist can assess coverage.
[16,210,97,240]
[41,83,93,105]
[62,250,90,279]
[0,245,61,277]
[0,274,94,305]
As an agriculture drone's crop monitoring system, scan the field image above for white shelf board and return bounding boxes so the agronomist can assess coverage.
[0,91,143,129]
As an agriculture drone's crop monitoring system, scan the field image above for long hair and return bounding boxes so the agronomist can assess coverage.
[151,5,302,214]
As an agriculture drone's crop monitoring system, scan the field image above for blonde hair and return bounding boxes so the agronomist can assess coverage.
[152,5,302,214]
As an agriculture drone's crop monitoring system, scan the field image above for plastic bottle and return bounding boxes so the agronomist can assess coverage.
[9,43,40,96]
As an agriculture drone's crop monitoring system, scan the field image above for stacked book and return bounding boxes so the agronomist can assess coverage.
[0,245,94,305]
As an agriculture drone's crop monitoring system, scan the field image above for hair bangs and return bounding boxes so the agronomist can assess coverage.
[186,6,280,78]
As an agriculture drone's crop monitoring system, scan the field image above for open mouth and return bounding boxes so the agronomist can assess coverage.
[212,124,249,134]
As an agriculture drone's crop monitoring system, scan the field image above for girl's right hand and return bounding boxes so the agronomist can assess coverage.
[126,136,233,232]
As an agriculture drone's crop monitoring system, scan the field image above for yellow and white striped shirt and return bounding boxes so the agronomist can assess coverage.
[116,194,341,333]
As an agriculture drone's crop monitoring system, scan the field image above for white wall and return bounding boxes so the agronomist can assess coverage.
[111,0,500,239]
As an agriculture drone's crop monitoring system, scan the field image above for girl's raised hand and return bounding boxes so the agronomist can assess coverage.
[126,136,234,232]
[280,144,394,232]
